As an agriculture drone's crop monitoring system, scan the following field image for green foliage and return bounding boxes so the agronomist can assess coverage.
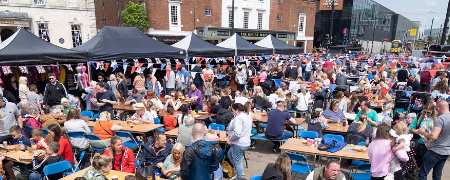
[121,2,149,32]
[447,35,450,45]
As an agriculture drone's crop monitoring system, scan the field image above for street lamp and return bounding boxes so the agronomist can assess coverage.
[231,0,235,35]
[329,0,336,46]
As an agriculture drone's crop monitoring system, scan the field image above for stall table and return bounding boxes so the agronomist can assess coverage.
[280,138,369,161]
[324,123,349,134]
[0,147,33,164]
[165,128,228,143]
[61,167,133,180]
[88,120,162,134]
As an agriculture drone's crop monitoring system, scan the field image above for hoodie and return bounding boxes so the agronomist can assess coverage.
[180,140,224,180]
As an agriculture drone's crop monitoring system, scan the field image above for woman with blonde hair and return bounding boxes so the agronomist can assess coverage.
[84,154,113,180]
[432,77,448,94]
[262,153,292,180]
[253,86,270,110]
[158,143,185,179]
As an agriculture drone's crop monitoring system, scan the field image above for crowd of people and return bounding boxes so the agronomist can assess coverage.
[0,52,449,180]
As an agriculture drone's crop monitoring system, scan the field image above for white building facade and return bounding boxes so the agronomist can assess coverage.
[0,0,96,48]
[221,0,271,30]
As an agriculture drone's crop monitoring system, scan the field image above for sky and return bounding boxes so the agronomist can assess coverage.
[374,0,448,32]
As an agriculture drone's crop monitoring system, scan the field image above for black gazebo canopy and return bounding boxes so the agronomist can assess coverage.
[73,26,184,60]
[0,28,86,65]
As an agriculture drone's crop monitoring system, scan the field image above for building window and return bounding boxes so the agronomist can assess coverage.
[276,15,282,23]
[257,12,263,30]
[204,8,212,16]
[298,14,306,32]
[243,11,249,29]
[34,0,46,6]
[71,24,82,47]
[259,0,264,2]
[37,22,50,42]
[228,10,233,28]
[0,0,8,4]
[170,5,179,25]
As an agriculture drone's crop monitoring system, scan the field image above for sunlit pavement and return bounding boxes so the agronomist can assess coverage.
[242,141,450,180]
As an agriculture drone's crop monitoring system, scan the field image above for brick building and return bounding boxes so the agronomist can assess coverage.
[147,0,221,44]
[95,0,317,52]
[95,0,144,30]
[269,0,317,51]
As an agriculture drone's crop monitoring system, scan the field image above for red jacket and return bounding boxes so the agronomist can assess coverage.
[58,136,75,164]
[104,147,135,173]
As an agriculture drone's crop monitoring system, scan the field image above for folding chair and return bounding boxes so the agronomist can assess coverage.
[299,130,319,140]
[286,153,313,175]
[350,164,371,180]
[66,131,87,170]
[43,160,74,179]
[115,131,143,157]
[80,111,94,120]
[84,134,107,153]
[208,123,225,131]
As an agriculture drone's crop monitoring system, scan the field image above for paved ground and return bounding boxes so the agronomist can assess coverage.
[242,141,450,180]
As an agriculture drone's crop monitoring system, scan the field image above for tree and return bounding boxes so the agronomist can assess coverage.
[121,2,149,32]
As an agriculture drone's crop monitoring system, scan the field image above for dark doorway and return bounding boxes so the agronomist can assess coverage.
[0,28,15,41]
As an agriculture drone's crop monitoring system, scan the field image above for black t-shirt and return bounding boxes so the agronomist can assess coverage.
[265,109,291,138]
[219,96,232,109]
[96,90,117,112]
[397,69,409,82]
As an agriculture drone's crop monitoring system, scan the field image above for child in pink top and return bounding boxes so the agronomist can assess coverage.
[368,124,394,179]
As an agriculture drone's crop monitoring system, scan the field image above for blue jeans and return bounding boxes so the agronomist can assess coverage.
[29,172,42,180]
[276,131,293,140]
[419,150,449,180]
[227,144,248,179]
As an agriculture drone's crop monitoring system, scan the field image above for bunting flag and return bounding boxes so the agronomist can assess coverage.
[64,64,73,71]
[104,63,110,72]
[36,66,46,74]
[147,58,153,69]
[123,62,128,74]
[1,66,11,74]
[111,60,118,72]
[19,66,28,74]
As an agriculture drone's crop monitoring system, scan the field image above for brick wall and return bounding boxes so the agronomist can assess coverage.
[147,0,169,30]
[147,0,222,31]
[269,0,317,43]
[95,0,144,30]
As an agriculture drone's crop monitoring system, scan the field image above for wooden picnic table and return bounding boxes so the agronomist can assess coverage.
[158,110,212,121]
[88,120,163,134]
[324,123,349,133]
[113,103,137,111]
[0,145,33,164]
[165,128,228,143]
[280,138,369,161]
[252,112,305,125]
[60,167,133,180]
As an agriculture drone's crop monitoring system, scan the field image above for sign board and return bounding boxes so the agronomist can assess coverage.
[0,19,31,27]
[320,0,344,11]
[408,28,417,37]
